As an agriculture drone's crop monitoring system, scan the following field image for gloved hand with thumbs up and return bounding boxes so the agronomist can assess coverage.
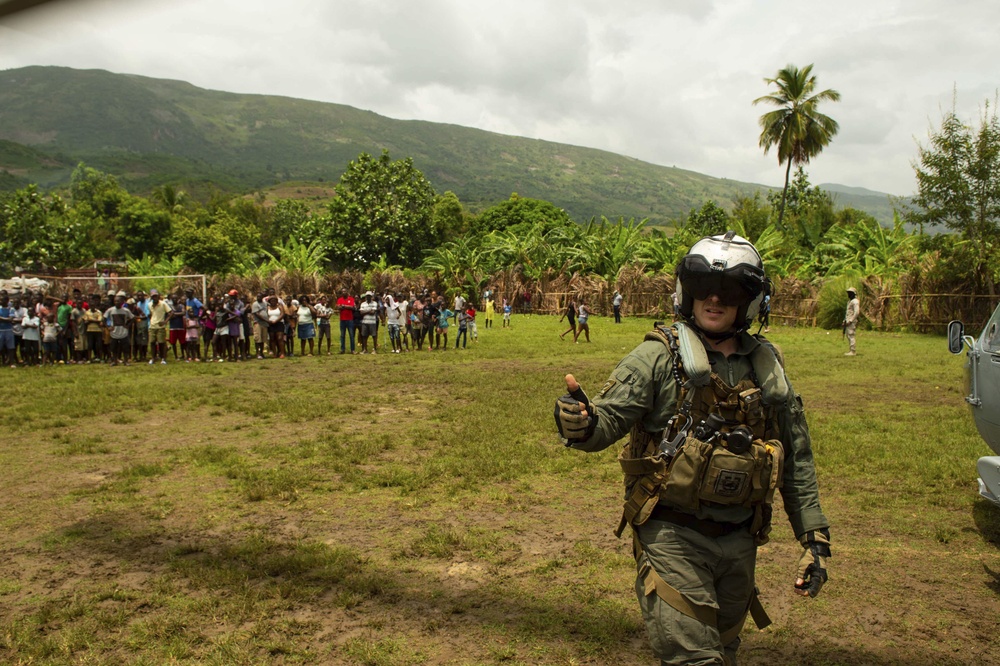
[554,373,597,444]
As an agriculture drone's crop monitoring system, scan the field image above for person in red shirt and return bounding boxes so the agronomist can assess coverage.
[336,288,357,354]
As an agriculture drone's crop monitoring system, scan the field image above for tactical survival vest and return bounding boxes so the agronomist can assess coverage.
[615,323,789,545]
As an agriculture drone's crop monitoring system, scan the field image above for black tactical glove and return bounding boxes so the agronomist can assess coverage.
[795,528,831,598]
[554,377,596,444]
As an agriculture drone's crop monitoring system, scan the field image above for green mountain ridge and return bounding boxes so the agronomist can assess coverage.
[0,65,902,224]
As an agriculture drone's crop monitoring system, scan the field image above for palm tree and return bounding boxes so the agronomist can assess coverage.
[151,184,188,214]
[754,64,840,230]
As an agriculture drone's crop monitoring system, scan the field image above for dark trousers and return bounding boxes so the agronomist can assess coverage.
[87,331,103,359]
[23,339,39,364]
[455,327,467,348]
[339,319,355,352]
[110,336,130,362]
[614,305,621,323]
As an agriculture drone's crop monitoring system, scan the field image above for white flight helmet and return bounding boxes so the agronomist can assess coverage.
[675,231,767,332]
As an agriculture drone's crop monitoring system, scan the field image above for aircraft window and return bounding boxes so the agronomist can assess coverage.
[986,318,1000,353]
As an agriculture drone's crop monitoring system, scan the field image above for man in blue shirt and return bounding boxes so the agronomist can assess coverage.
[0,291,15,367]
[185,288,203,317]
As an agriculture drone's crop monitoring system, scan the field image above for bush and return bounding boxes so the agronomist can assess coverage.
[816,274,863,329]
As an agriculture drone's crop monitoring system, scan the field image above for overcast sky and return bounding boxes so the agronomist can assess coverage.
[2,0,997,196]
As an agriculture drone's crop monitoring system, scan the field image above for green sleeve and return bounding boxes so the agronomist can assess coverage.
[568,341,678,453]
[777,380,830,539]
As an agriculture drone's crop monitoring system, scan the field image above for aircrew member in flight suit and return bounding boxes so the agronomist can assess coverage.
[555,232,831,665]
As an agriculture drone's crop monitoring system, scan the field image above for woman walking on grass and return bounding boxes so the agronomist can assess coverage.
[559,299,577,340]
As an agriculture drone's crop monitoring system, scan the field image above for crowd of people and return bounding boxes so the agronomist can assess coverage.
[0,286,510,368]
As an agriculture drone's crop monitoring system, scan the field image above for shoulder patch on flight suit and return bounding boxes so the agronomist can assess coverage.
[600,379,617,397]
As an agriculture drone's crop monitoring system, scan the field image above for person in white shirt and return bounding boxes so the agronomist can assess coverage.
[358,292,379,354]
[314,295,333,355]
[296,295,317,357]
[383,293,404,354]
[10,297,26,365]
[397,296,410,351]
[21,311,41,365]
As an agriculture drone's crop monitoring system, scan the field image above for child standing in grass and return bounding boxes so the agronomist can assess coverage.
[410,296,425,351]
[502,299,512,328]
[82,301,104,363]
[466,304,478,342]
[455,308,468,349]
[184,308,201,362]
[315,295,332,355]
[21,309,40,366]
[423,297,439,350]
[41,313,62,365]
[214,304,230,361]
[436,305,453,349]
[201,300,217,361]
[574,300,590,343]
[484,296,495,328]
[227,295,244,361]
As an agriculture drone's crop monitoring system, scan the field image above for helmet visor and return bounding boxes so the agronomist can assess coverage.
[684,274,750,306]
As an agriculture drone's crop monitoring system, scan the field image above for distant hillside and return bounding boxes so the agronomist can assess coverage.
[820,183,908,225]
[0,66,900,224]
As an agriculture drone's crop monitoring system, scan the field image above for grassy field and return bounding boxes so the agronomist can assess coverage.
[1,315,998,665]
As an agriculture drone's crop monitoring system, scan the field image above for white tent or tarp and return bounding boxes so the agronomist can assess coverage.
[0,277,51,294]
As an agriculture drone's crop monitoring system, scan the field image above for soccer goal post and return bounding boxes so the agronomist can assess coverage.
[23,274,208,302]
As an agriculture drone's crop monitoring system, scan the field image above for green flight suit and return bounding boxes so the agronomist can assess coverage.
[568,330,829,665]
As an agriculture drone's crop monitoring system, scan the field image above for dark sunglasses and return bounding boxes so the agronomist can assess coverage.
[686,276,749,306]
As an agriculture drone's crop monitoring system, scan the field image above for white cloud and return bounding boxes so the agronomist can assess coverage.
[2,0,998,196]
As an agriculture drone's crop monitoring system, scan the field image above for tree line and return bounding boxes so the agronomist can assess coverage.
[2,65,999,327]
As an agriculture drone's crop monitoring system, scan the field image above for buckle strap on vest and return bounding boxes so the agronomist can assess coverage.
[718,587,772,646]
[638,558,718,627]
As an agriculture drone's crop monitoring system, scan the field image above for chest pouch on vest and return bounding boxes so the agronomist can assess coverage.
[699,438,783,506]
[657,433,783,511]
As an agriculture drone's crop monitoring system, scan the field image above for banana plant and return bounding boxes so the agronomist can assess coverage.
[262,237,327,275]
[577,216,648,280]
